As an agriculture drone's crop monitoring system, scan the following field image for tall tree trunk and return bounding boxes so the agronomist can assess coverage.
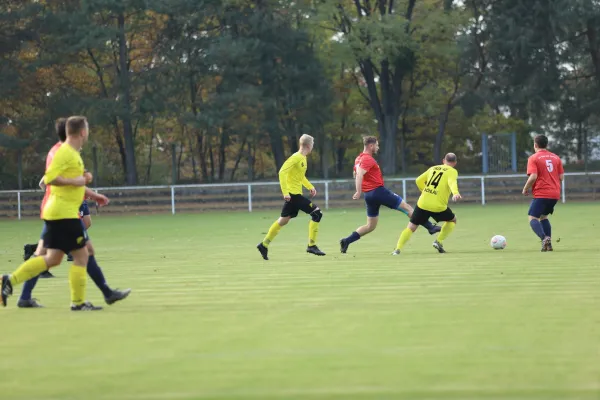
[288,134,298,154]
[208,141,215,181]
[117,12,137,185]
[378,114,400,175]
[433,77,461,164]
[433,112,448,164]
[336,139,346,177]
[196,132,208,181]
[230,136,248,181]
[319,130,328,179]
[434,103,452,164]
[189,75,208,182]
[400,71,417,174]
[586,19,600,84]
[269,131,285,171]
[177,144,184,181]
[248,142,254,181]
[337,73,349,176]
[145,116,155,184]
[188,135,198,181]
[399,128,406,174]
[218,128,228,181]
[112,120,127,179]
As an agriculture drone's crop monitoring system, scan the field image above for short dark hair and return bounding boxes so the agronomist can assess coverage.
[363,136,378,146]
[55,118,67,142]
[445,153,457,162]
[66,116,88,136]
[534,134,548,149]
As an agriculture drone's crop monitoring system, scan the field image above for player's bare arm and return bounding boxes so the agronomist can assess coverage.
[85,188,110,206]
[353,167,367,200]
[522,173,538,195]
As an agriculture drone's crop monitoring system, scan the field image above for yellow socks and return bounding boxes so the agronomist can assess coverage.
[9,256,48,286]
[395,228,413,250]
[262,221,282,247]
[69,265,87,306]
[308,221,319,246]
[437,222,456,243]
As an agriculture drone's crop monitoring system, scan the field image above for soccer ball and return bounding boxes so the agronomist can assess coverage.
[490,235,507,250]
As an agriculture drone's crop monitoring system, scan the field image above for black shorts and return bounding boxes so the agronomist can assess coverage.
[410,205,455,226]
[281,194,318,219]
[42,219,88,254]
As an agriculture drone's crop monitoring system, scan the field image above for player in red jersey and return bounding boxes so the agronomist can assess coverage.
[522,134,564,251]
[339,136,440,253]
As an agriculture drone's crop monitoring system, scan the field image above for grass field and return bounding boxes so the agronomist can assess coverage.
[0,203,598,400]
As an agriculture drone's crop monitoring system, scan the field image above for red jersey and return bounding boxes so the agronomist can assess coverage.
[527,149,564,199]
[40,142,63,218]
[354,152,384,192]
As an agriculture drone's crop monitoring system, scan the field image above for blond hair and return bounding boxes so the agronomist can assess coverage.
[299,134,314,148]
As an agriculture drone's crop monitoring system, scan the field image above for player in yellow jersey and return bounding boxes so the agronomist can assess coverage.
[257,134,325,260]
[393,153,463,254]
[2,116,102,310]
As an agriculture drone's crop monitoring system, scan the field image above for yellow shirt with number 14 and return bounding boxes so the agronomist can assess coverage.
[415,165,460,212]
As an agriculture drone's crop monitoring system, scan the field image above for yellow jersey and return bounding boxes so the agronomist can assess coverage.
[42,143,86,220]
[278,152,314,196]
[415,165,460,212]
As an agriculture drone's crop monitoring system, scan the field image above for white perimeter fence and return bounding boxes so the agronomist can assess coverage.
[1,172,599,220]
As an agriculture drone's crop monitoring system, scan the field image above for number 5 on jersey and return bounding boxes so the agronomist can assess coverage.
[545,159,554,172]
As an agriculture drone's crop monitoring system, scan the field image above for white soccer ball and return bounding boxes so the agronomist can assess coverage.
[490,235,507,250]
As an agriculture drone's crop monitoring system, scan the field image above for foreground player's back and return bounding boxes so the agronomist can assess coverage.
[416,164,459,212]
[527,149,563,200]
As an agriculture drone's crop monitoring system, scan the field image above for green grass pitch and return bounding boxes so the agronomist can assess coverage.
[0,203,598,400]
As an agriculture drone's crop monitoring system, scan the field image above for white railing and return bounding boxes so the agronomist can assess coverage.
[1,172,599,220]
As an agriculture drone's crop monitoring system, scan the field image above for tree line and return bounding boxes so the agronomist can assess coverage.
[1,0,598,189]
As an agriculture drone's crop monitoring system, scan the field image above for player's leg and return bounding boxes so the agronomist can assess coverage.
[528,199,551,250]
[340,191,379,253]
[538,199,556,251]
[396,200,441,235]
[85,239,131,305]
[394,206,429,254]
[33,224,55,278]
[433,209,457,253]
[540,215,553,251]
[64,219,101,311]
[340,217,378,254]
[1,248,63,307]
[69,246,96,310]
[393,222,419,255]
[35,222,55,277]
[2,219,74,306]
[69,204,91,262]
[257,199,295,260]
[301,198,325,256]
[18,226,53,308]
